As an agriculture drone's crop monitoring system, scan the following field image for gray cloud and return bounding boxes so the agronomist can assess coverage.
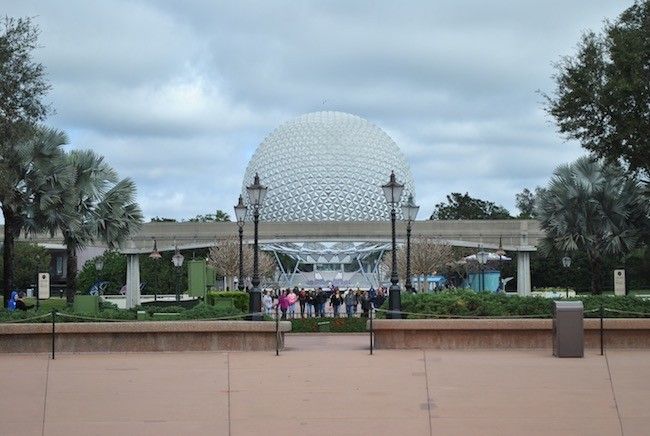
[2,0,627,220]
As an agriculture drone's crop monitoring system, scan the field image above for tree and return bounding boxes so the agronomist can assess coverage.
[430,192,511,220]
[382,238,455,291]
[0,242,50,291]
[515,187,546,219]
[0,17,61,305]
[207,236,276,289]
[0,128,72,305]
[0,17,50,145]
[150,217,177,223]
[56,150,143,301]
[544,1,650,179]
[537,156,649,293]
[186,210,230,222]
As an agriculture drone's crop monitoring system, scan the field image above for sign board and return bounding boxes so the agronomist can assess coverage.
[614,269,626,296]
[37,272,50,299]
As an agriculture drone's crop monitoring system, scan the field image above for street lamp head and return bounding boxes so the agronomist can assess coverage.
[149,238,162,260]
[246,173,268,207]
[94,257,104,271]
[562,256,572,268]
[476,251,490,265]
[401,193,419,222]
[172,243,185,268]
[234,195,248,225]
[381,171,404,206]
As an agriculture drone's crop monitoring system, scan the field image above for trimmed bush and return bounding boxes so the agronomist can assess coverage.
[290,317,367,333]
[206,291,249,312]
[395,289,650,318]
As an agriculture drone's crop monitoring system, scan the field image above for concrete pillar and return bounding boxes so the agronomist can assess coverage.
[517,251,531,296]
[126,254,140,309]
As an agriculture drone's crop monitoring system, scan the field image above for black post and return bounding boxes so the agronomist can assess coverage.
[388,207,401,319]
[275,303,279,356]
[175,266,181,302]
[600,303,604,356]
[35,274,40,311]
[405,220,412,293]
[51,310,56,360]
[249,208,262,320]
[238,225,244,291]
[369,306,374,355]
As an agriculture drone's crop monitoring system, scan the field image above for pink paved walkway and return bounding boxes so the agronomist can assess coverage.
[2,334,649,436]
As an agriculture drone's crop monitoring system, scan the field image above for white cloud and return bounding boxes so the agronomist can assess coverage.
[1,0,628,221]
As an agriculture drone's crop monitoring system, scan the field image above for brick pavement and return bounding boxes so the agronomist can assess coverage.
[2,334,648,436]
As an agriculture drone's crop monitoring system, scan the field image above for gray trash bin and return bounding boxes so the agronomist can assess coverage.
[553,301,584,358]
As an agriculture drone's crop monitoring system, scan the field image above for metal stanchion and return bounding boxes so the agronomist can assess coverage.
[600,303,604,356]
[275,304,280,356]
[369,307,374,355]
[51,310,56,360]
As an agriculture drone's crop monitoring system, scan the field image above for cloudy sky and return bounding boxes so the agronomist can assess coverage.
[4,0,626,220]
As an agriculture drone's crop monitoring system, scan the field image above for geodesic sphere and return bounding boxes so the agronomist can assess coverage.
[242,111,415,222]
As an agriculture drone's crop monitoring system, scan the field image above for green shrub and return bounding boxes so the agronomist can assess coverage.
[178,302,243,320]
[395,289,650,318]
[206,291,249,312]
[290,317,367,333]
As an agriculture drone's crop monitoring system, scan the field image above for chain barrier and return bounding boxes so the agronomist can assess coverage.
[0,313,52,323]
[603,308,650,317]
[373,307,552,319]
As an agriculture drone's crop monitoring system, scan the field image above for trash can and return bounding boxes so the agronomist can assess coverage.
[552,301,584,358]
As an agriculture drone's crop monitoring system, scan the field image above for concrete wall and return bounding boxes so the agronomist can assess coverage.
[0,321,291,353]
[370,319,650,349]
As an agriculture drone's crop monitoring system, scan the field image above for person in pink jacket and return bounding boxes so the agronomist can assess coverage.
[286,288,298,319]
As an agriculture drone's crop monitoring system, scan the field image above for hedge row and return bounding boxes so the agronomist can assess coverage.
[290,317,367,333]
[0,302,243,323]
[395,290,650,318]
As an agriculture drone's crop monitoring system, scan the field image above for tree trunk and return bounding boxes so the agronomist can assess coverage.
[65,242,77,304]
[590,257,603,295]
[2,214,18,307]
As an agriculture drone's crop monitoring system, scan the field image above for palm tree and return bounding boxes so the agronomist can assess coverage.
[0,127,73,305]
[58,150,143,301]
[537,156,649,293]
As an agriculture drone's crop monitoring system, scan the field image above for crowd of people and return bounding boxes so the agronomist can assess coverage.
[261,286,387,320]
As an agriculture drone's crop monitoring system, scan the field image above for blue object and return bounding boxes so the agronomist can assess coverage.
[7,290,18,311]
[413,275,448,292]
[466,271,501,292]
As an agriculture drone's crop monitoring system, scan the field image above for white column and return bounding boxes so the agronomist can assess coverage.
[126,254,141,309]
[516,251,531,296]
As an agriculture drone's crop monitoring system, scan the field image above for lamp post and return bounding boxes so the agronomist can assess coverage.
[495,236,506,292]
[401,194,419,293]
[94,257,104,295]
[149,238,162,301]
[562,256,572,298]
[246,173,268,320]
[382,171,404,318]
[476,249,489,292]
[234,195,248,292]
[171,242,185,302]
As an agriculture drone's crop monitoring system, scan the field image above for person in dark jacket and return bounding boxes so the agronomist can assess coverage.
[360,291,371,318]
[298,288,307,318]
[374,288,386,309]
[315,288,327,317]
[330,289,343,317]
[344,289,357,318]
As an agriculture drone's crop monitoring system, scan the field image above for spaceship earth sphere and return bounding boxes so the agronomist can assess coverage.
[241,111,415,222]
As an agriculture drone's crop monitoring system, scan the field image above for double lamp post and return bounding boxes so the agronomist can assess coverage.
[234,173,267,321]
[382,171,418,318]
